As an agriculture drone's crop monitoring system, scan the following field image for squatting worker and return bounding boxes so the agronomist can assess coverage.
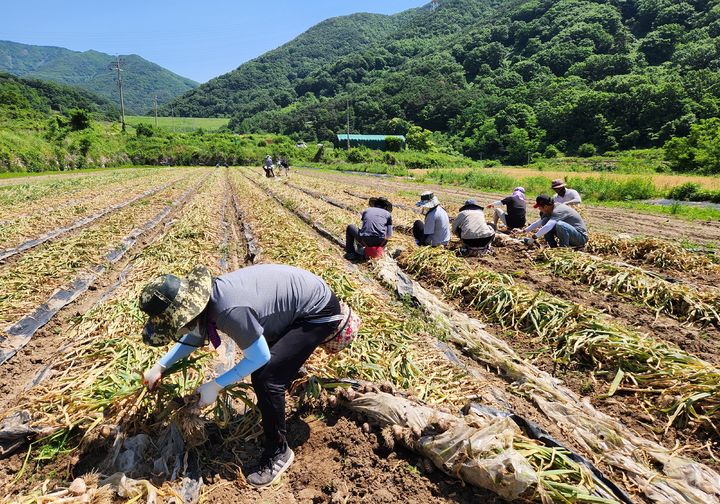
[263,155,275,178]
[452,199,495,255]
[345,197,393,260]
[551,179,582,206]
[487,187,527,231]
[515,195,588,249]
[139,264,344,488]
[413,191,450,247]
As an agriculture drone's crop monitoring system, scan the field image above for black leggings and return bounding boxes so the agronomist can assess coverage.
[251,293,341,456]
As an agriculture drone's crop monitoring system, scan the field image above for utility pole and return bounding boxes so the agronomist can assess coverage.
[346,97,351,150]
[154,95,158,128]
[111,56,126,131]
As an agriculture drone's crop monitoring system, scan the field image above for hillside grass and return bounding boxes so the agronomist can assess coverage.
[125,116,229,133]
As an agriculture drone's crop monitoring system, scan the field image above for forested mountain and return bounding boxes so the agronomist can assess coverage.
[163,0,720,162]
[158,12,409,119]
[0,72,118,120]
[0,41,198,114]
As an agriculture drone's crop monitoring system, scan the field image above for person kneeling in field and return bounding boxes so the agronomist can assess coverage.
[551,179,582,207]
[413,191,450,247]
[452,199,495,256]
[140,264,355,488]
[487,187,526,232]
[345,197,393,261]
[514,194,588,249]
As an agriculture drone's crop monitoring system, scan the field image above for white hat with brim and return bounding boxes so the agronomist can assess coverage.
[416,191,440,209]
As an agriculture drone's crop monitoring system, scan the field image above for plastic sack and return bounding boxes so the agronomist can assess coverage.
[347,391,537,501]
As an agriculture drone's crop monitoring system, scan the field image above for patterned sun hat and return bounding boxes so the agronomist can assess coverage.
[139,265,212,347]
[415,191,440,209]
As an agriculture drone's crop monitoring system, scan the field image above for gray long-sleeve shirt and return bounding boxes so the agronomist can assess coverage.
[360,207,393,239]
[207,265,333,348]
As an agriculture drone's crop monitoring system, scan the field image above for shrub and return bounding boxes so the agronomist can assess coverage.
[406,125,434,152]
[543,145,561,158]
[385,136,403,152]
[68,109,91,131]
[346,147,371,163]
[135,123,154,137]
[668,182,701,201]
[577,143,597,157]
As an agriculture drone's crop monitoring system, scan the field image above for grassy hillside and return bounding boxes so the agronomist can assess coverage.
[161,0,720,167]
[0,40,198,114]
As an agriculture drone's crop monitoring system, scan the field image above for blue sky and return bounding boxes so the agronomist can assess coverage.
[2,1,426,83]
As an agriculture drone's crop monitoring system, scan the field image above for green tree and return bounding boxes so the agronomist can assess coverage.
[406,125,434,151]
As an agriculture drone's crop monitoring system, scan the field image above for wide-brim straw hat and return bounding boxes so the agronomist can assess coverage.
[139,265,212,347]
[416,191,440,209]
[551,179,566,189]
[369,197,393,213]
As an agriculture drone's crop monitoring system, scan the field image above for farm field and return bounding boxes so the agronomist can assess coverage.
[301,168,720,246]
[0,166,719,504]
[428,167,720,192]
[125,116,230,133]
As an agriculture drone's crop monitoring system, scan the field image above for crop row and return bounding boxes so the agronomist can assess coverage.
[248,171,720,504]
[2,169,222,495]
[0,173,204,327]
[230,171,628,503]
[0,168,162,209]
[537,248,720,325]
[0,168,195,251]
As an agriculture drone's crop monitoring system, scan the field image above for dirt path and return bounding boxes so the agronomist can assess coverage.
[201,410,503,504]
[298,169,720,245]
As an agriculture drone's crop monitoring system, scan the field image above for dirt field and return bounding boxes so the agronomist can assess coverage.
[1,166,718,504]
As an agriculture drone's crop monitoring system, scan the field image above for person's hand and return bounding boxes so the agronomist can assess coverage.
[523,237,536,247]
[196,380,223,408]
[142,363,165,391]
[511,228,522,235]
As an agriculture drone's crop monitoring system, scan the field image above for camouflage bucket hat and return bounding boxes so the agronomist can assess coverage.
[139,265,212,347]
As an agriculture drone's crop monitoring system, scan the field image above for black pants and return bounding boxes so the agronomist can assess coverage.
[345,224,386,254]
[251,293,341,457]
[413,220,430,245]
[462,235,494,248]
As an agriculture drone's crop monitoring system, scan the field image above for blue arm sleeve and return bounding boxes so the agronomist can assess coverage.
[215,335,271,389]
[158,331,203,369]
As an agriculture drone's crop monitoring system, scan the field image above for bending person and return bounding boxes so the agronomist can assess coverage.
[452,199,495,255]
[413,191,450,247]
[345,197,393,260]
[140,264,345,488]
[515,195,588,249]
[487,187,526,231]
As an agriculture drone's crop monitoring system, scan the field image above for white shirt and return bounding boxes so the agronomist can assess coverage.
[553,189,581,205]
